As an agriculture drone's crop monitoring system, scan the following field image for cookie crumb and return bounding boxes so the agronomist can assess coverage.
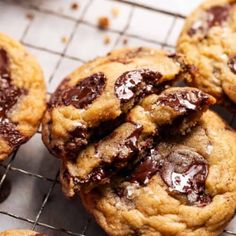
[111,7,120,17]
[103,35,111,45]
[98,16,110,30]
[71,2,79,10]
[61,36,68,44]
[26,12,34,21]
[123,38,128,45]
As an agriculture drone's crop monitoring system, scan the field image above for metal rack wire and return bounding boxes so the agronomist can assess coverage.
[0,0,235,235]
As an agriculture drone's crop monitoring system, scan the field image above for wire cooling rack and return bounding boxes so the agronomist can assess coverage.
[0,0,235,235]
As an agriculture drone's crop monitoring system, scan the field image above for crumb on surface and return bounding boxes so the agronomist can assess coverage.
[98,16,110,30]
[71,2,80,10]
[26,12,34,20]
[61,36,68,44]
[103,35,111,45]
[111,7,120,17]
[123,38,128,45]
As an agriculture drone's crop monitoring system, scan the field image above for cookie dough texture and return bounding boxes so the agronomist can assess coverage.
[0,230,46,236]
[0,33,46,160]
[177,0,236,109]
[42,47,193,161]
[81,111,236,236]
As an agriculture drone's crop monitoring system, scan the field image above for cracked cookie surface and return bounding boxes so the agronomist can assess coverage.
[42,48,194,161]
[80,111,236,236]
[0,33,46,160]
[177,0,236,110]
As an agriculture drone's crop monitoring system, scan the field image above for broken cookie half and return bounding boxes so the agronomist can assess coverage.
[42,48,194,161]
[61,87,215,197]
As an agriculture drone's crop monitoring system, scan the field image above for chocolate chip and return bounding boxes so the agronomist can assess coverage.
[130,149,162,185]
[114,69,162,103]
[206,5,230,28]
[156,90,211,113]
[130,146,211,206]
[228,55,236,74]
[188,5,230,36]
[0,48,26,148]
[64,123,89,160]
[0,120,26,147]
[49,78,70,108]
[160,149,211,206]
[50,73,106,109]
[61,72,106,109]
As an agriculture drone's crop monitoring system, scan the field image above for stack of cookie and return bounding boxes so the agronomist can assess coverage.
[1,0,236,235]
[41,46,236,236]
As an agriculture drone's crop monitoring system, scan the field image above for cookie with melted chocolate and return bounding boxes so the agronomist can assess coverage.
[0,230,48,236]
[60,87,215,196]
[80,111,236,236]
[177,0,236,110]
[42,47,194,161]
[0,33,46,160]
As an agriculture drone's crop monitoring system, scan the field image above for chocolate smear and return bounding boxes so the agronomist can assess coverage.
[0,48,26,148]
[188,5,230,36]
[115,69,162,103]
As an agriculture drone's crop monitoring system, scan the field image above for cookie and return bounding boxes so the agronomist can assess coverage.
[80,111,236,236]
[0,230,47,236]
[42,48,195,162]
[60,87,215,196]
[0,33,46,160]
[177,0,236,110]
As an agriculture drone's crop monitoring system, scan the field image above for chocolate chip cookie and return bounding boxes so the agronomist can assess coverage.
[42,48,194,162]
[0,230,47,236]
[61,87,215,196]
[0,33,46,160]
[80,111,236,236]
[177,0,236,110]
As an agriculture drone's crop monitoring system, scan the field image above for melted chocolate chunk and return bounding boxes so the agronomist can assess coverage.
[49,73,106,159]
[228,55,236,74]
[50,73,106,109]
[130,149,162,185]
[115,69,162,103]
[156,90,210,113]
[160,149,210,206]
[206,5,230,28]
[188,5,230,36]
[0,48,26,148]
[49,78,70,108]
[0,120,26,146]
[61,72,106,109]
[63,123,89,160]
[120,125,142,157]
[130,147,210,206]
